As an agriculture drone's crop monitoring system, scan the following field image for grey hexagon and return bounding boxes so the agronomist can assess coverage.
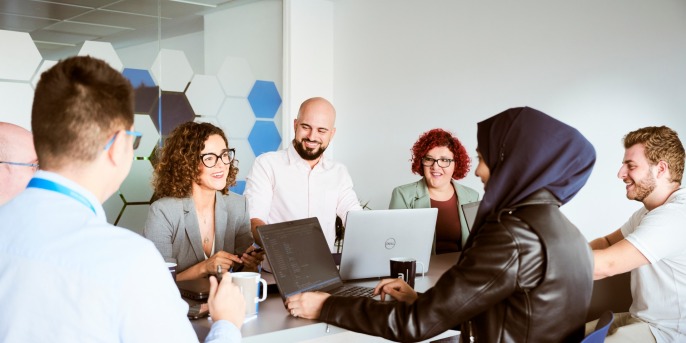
[0,82,34,130]
[186,74,225,117]
[134,114,160,158]
[103,192,125,225]
[0,30,42,81]
[151,49,193,92]
[117,204,150,236]
[217,97,255,139]
[119,160,154,203]
[78,41,124,71]
[230,139,254,180]
[216,56,255,97]
[31,60,58,89]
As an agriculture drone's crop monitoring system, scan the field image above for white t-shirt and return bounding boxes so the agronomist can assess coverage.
[621,187,686,343]
[244,143,362,251]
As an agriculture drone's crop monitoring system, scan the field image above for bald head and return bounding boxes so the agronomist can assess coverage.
[0,122,37,205]
[293,97,337,166]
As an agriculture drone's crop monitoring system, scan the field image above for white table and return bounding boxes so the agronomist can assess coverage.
[191,252,461,342]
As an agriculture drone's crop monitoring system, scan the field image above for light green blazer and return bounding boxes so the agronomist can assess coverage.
[389,179,480,251]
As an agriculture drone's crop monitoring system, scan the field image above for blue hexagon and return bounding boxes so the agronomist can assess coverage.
[230,180,246,195]
[123,68,156,88]
[248,121,281,156]
[247,80,281,119]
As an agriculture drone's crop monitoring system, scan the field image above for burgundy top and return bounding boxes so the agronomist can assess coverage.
[430,192,462,254]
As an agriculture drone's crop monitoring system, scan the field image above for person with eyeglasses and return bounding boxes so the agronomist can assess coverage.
[0,56,246,342]
[145,121,264,282]
[389,128,479,254]
[286,107,595,342]
[0,122,38,206]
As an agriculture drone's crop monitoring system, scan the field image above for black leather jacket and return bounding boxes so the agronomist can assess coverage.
[319,189,593,342]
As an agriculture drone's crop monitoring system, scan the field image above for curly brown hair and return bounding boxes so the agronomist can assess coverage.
[153,121,238,198]
[624,126,685,184]
[410,128,470,180]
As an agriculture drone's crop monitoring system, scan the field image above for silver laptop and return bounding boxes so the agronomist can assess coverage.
[339,208,438,281]
[461,200,480,232]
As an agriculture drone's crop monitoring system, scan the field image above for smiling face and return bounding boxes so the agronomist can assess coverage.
[194,134,229,194]
[292,98,336,163]
[423,146,455,190]
[618,143,658,202]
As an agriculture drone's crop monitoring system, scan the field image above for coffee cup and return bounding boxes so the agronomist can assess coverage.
[231,272,268,317]
[390,257,425,289]
[165,262,177,281]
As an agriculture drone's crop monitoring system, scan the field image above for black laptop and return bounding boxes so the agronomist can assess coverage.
[257,217,375,300]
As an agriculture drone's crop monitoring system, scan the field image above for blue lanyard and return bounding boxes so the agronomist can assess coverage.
[27,178,97,215]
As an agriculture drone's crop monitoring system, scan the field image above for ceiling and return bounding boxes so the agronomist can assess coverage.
[0,0,245,59]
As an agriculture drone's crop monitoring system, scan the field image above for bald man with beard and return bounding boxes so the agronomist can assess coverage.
[0,122,38,206]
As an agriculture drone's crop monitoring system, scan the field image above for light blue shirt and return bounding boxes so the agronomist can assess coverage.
[0,171,240,343]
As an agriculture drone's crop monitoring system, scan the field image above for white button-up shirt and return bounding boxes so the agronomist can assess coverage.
[0,170,239,343]
[244,144,362,251]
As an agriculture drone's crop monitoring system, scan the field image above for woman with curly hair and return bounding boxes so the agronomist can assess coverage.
[389,128,479,253]
[144,121,263,281]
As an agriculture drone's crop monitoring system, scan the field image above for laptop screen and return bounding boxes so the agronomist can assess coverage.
[258,218,342,298]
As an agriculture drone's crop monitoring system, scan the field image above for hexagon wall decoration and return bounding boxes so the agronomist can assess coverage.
[248,80,282,119]
[0,30,42,81]
[248,120,281,157]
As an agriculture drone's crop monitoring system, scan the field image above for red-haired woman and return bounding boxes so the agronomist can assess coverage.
[389,128,479,254]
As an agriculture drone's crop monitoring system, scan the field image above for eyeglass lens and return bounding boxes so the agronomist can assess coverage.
[421,157,453,168]
[201,149,235,168]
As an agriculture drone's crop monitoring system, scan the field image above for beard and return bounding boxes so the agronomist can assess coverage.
[293,138,327,161]
[627,170,657,202]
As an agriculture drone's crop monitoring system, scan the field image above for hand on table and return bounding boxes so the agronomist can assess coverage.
[208,274,245,328]
[374,278,418,304]
[285,292,331,320]
[205,251,242,276]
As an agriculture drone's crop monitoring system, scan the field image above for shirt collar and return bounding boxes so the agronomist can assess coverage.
[31,170,107,221]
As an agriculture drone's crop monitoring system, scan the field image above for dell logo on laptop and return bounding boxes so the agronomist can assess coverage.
[385,238,396,249]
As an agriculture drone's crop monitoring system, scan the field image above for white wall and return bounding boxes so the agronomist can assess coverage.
[283,0,334,144]
[118,31,205,73]
[329,0,686,239]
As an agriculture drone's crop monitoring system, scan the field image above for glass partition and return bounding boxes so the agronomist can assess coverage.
[0,0,283,232]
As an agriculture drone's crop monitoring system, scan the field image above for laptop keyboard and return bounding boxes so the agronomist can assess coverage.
[332,285,375,298]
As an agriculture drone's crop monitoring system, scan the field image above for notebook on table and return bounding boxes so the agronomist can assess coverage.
[339,208,438,281]
[256,217,375,300]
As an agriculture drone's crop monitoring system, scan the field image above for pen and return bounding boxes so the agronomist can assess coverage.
[217,265,223,282]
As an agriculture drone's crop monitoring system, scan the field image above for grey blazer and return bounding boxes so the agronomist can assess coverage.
[144,192,253,273]
[389,179,480,250]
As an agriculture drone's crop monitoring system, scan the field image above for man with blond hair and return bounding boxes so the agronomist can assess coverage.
[590,126,686,342]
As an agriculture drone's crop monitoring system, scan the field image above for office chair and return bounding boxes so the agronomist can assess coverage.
[581,310,614,343]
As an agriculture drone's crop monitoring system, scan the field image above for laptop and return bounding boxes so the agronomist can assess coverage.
[176,278,210,300]
[257,217,375,300]
[461,200,480,232]
[339,208,438,281]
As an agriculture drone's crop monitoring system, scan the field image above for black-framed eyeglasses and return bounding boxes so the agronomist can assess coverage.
[200,148,235,168]
[0,161,39,172]
[421,157,454,168]
[104,130,143,150]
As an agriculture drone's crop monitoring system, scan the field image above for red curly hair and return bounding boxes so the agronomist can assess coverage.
[152,121,238,198]
[410,128,470,180]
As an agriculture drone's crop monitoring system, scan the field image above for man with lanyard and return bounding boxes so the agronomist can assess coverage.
[0,56,245,342]
[590,126,686,342]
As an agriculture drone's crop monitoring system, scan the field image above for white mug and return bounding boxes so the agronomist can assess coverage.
[231,272,268,316]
